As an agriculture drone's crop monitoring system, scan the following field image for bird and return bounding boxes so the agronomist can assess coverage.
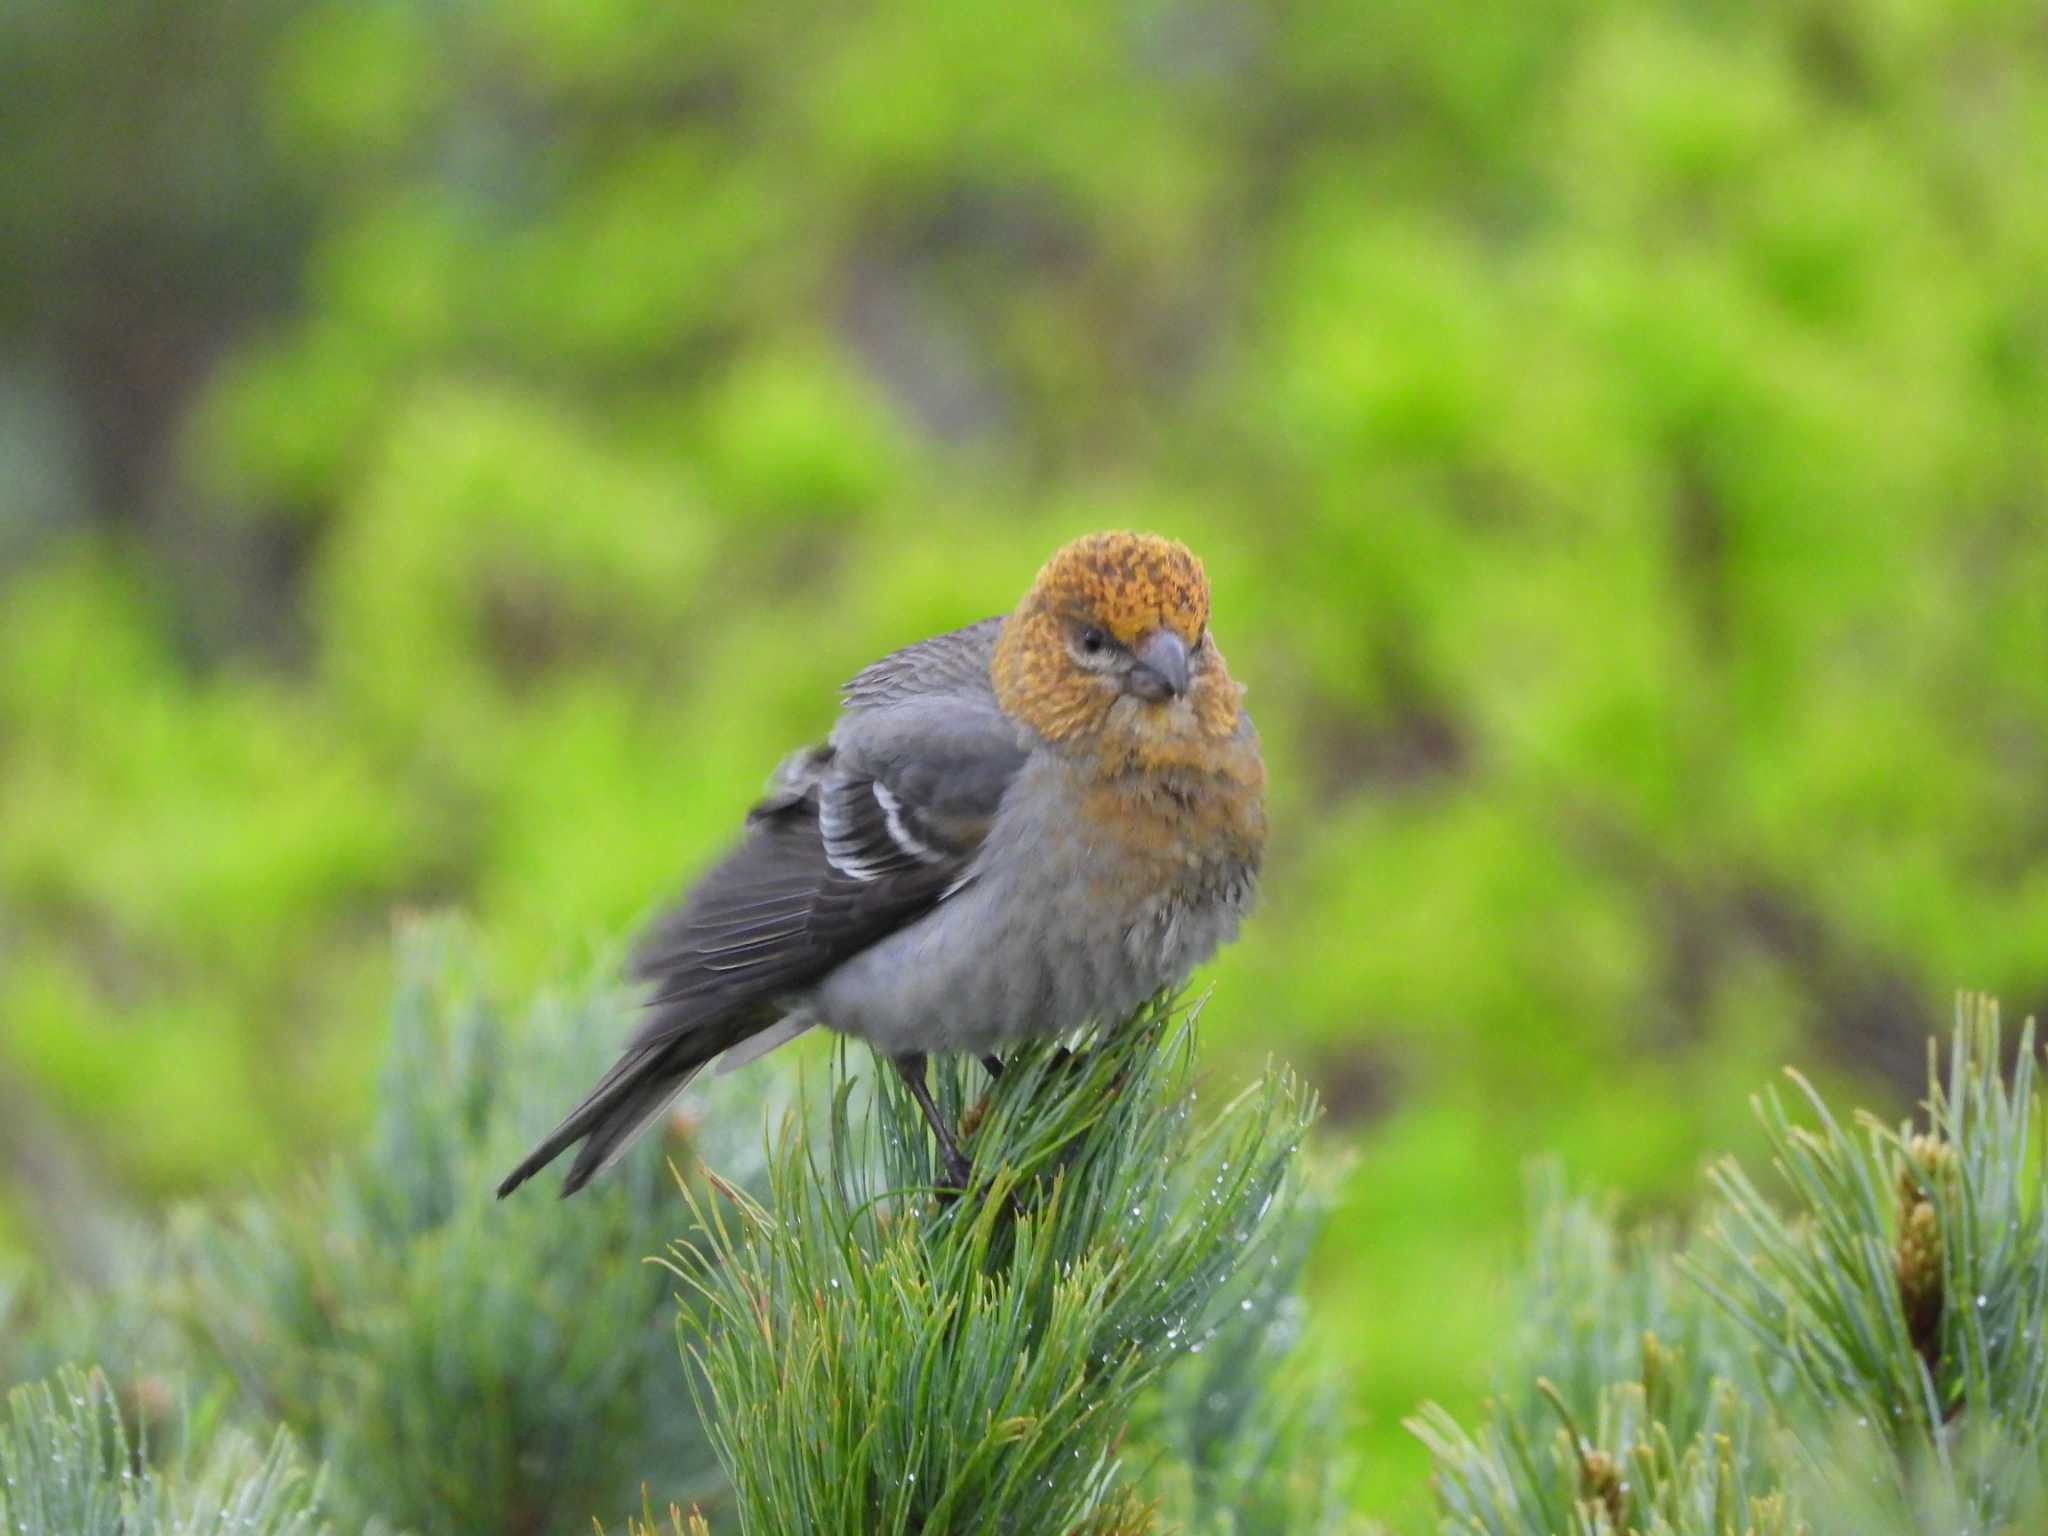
[496,531,1266,1198]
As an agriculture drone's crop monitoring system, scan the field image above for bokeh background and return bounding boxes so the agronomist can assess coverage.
[4,0,2046,1518]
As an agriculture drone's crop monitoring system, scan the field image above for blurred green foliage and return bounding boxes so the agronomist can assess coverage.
[4,0,2047,1515]
[177,923,734,1534]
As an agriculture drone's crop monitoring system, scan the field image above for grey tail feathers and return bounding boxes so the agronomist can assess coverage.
[497,1031,731,1200]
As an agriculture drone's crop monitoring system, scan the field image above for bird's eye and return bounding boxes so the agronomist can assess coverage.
[1079,626,1108,655]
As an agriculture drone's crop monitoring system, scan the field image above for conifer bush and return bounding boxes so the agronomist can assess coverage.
[0,1365,325,1536]
[10,940,2048,1533]
[145,927,1350,1531]
[1413,996,2048,1536]
[173,922,751,1533]
[670,996,1353,1534]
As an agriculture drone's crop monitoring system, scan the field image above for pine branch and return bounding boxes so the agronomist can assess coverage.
[1130,1192,1365,1535]
[1413,995,2048,1536]
[176,918,763,1534]
[1692,994,2048,1525]
[668,993,1331,1535]
[0,1364,326,1535]
[1407,1169,1790,1536]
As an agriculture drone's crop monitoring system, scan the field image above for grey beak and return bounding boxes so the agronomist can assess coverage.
[1131,629,1190,700]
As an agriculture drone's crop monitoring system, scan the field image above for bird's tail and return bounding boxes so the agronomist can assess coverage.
[496,1014,762,1199]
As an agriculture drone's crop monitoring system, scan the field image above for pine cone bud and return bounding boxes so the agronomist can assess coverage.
[1895,1133,1955,1366]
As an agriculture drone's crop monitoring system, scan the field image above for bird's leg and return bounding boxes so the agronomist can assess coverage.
[892,1052,974,1190]
[980,1054,1005,1080]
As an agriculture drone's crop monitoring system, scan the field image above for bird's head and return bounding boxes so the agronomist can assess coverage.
[992,531,1245,761]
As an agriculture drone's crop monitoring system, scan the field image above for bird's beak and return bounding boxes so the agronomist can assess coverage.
[1130,629,1190,701]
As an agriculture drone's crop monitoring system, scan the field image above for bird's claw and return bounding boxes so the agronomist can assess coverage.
[941,1148,975,1192]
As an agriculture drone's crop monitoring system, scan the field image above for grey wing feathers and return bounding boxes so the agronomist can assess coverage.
[841,615,1005,706]
[495,616,1026,1198]
[634,780,961,1019]
[832,617,1025,853]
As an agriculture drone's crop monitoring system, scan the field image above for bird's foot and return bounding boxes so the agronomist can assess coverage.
[940,1145,975,1192]
[892,1051,982,1196]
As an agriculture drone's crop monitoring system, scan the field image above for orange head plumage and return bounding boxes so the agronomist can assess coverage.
[992,532,1246,759]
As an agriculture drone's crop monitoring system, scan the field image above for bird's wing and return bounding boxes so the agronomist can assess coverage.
[627,616,1023,1034]
[840,614,1006,706]
[623,754,978,1030]
[498,619,1025,1198]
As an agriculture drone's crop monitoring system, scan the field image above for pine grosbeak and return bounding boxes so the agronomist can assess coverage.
[498,531,1266,1197]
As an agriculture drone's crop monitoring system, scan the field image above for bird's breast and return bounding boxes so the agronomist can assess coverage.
[803,755,1260,1056]
[1075,755,1266,878]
